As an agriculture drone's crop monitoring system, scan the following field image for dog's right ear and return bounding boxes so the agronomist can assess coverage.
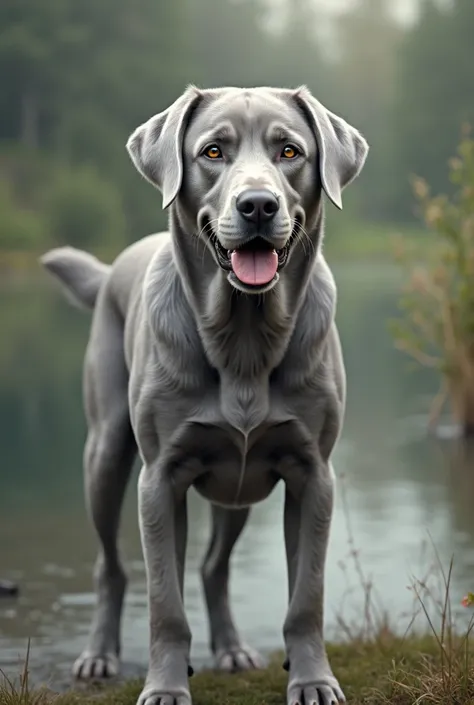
[126,85,202,209]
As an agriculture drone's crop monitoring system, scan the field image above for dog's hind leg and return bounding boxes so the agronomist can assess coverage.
[201,505,265,672]
[73,293,137,680]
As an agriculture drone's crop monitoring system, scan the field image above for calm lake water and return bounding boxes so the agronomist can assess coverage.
[1,261,474,688]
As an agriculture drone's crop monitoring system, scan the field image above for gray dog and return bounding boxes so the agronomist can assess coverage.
[41,85,368,705]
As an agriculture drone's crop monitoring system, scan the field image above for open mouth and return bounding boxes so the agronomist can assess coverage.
[211,231,296,288]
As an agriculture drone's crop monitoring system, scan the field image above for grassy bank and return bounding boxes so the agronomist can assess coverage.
[2,634,474,705]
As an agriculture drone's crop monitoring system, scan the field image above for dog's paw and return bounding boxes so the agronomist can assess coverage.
[287,677,346,705]
[136,685,192,705]
[72,651,119,679]
[215,645,266,672]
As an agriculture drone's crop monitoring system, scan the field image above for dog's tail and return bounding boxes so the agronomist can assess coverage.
[40,247,111,311]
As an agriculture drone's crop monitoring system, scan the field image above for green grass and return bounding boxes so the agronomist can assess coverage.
[2,635,474,705]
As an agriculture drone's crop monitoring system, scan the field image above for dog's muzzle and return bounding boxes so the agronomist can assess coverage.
[213,235,293,288]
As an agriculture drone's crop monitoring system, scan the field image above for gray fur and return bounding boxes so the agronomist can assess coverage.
[40,247,111,310]
[41,86,368,705]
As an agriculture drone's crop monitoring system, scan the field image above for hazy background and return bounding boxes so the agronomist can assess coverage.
[1,0,474,688]
[0,0,471,255]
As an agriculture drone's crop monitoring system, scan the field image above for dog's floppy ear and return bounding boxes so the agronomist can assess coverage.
[126,85,202,209]
[294,86,369,210]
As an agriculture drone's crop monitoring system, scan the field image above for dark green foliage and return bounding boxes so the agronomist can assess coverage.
[44,165,126,249]
[391,0,474,221]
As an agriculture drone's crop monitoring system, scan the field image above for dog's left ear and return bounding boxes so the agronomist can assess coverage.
[126,85,202,209]
[294,86,369,210]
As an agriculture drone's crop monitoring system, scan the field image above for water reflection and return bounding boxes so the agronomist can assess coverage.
[1,264,474,687]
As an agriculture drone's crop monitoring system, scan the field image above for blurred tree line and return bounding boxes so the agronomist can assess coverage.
[0,0,472,253]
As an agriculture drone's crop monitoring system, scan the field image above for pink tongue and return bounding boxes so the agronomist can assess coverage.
[230,249,278,286]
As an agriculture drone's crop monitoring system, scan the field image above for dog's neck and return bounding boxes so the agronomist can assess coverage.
[169,208,327,433]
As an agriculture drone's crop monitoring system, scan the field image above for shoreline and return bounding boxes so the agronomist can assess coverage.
[2,633,473,704]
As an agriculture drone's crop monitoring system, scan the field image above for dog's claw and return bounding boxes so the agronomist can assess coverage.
[288,679,345,705]
[136,687,192,705]
[215,645,265,672]
[73,652,119,680]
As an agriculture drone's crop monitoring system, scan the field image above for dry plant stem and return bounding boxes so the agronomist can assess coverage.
[394,340,440,368]
[428,380,448,431]
[392,129,474,434]
[337,473,388,642]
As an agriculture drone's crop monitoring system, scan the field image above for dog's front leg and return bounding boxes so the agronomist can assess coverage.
[137,464,192,705]
[283,465,345,705]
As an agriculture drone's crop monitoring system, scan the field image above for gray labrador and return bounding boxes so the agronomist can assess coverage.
[41,85,368,705]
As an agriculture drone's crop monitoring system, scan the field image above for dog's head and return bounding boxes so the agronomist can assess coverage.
[127,86,368,294]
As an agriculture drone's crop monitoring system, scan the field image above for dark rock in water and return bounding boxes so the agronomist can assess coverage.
[0,580,19,597]
[462,423,474,438]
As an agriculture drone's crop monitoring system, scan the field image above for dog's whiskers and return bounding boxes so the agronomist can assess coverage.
[195,218,220,242]
[194,218,221,267]
[293,221,314,257]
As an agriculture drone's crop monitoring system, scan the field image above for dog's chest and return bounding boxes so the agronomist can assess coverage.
[164,386,319,507]
[147,265,336,504]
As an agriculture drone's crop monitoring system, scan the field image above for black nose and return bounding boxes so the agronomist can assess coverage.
[235,189,280,225]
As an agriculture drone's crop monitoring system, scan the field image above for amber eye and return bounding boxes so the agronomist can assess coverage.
[281,144,299,159]
[204,145,222,159]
